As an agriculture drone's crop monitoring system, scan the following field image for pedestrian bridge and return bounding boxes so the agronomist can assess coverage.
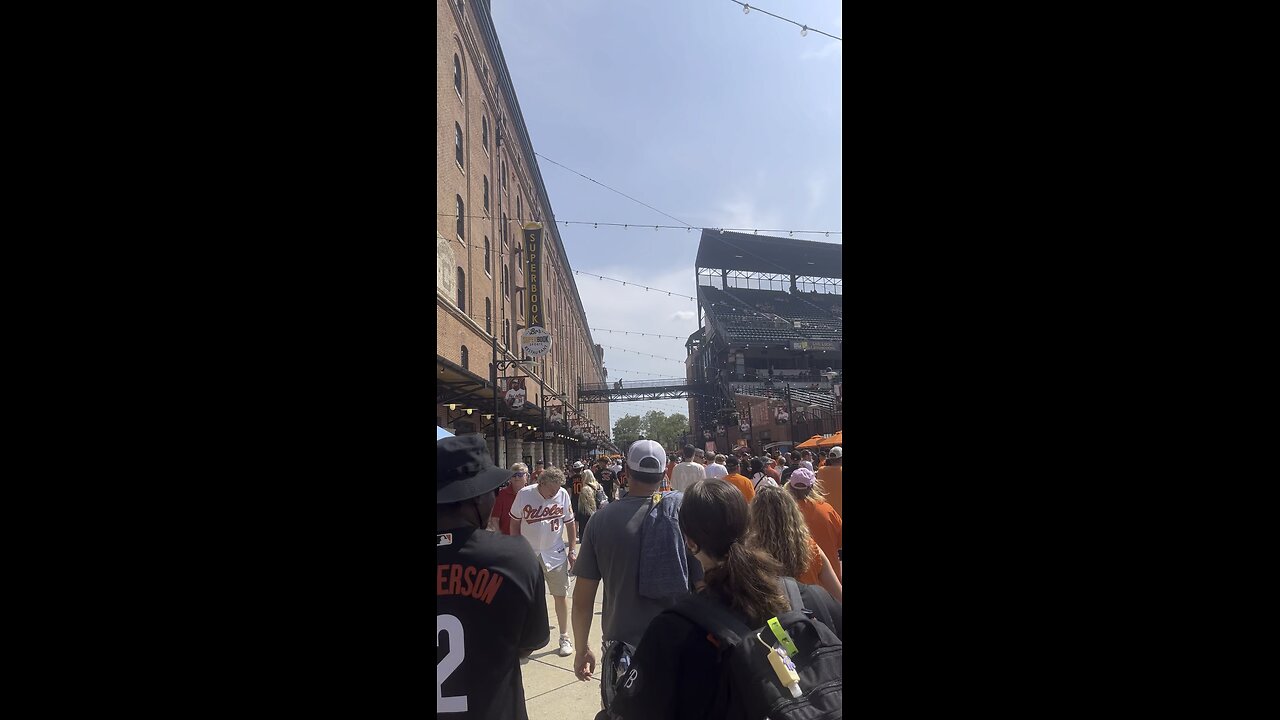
[578,377,720,403]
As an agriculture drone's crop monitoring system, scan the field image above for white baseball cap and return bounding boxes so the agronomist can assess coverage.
[572,461,584,470]
[829,447,842,458]
[626,439,667,474]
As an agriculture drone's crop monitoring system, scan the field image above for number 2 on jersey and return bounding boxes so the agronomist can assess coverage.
[437,614,467,713]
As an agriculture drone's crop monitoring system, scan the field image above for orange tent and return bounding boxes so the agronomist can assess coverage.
[794,435,824,450]
[816,431,843,448]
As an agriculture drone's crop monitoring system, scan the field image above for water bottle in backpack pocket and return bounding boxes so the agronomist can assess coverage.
[668,577,842,719]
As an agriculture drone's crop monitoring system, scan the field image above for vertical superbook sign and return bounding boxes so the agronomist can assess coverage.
[523,223,543,327]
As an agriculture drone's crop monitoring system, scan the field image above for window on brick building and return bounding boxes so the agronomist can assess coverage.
[502,265,509,298]
[453,55,462,97]
[501,157,507,188]
[482,115,488,151]
[461,345,469,371]
[483,176,490,214]
[502,212,508,246]
[485,299,492,335]
[517,194,521,221]
[503,319,510,349]
[456,196,465,239]
[455,123,464,167]
[483,236,490,275]
[457,267,466,311]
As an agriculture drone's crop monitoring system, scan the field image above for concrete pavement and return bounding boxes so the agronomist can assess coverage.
[521,572,603,719]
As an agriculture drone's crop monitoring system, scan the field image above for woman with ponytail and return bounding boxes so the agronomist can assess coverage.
[608,480,841,720]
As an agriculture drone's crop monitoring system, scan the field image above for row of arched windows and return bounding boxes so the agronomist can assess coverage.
[452,36,531,374]
[455,266,510,345]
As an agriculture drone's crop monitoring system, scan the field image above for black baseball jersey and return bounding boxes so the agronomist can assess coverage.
[437,526,548,720]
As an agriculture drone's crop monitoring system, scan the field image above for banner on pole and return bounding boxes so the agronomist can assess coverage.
[523,223,543,328]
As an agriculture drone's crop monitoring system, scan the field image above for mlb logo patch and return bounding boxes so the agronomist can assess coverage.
[437,533,453,547]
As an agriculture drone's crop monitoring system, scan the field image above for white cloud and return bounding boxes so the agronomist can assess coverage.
[714,196,783,233]
[671,310,695,321]
[806,175,826,216]
[800,41,841,61]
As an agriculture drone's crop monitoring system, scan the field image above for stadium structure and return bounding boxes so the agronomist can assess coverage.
[684,230,843,454]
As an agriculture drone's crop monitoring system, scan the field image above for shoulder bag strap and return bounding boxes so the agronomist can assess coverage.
[666,595,753,649]
[780,577,806,612]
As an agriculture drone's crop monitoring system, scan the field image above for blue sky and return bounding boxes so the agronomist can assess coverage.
[489,0,843,432]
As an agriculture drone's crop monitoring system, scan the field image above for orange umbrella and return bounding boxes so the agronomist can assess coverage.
[794,435,824,450]
[817,431,843,448]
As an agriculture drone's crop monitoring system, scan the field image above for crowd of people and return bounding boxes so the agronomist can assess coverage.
[438,434,844,719]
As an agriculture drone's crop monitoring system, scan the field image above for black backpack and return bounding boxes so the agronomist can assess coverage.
[667,578,842,719]
[596,640,638,720]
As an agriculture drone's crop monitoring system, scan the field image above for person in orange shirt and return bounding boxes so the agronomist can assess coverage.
[784,467,842,582]
[816,446,842,519]
[748,485,842,601]
[721,455,756,503]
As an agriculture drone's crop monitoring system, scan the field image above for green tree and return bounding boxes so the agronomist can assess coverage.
[612,411,690,452]
[612,414,642,448]
[644,411,690,451]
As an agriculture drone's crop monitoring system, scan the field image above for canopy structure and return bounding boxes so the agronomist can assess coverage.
[817,431,842,448]
[437,426,454,440]
[695,230,843,277]
[794,435,824,450]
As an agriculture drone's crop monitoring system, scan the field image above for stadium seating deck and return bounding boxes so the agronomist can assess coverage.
[700,285,842,344]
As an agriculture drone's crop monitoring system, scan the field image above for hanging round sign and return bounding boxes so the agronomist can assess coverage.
[521,326,552,357]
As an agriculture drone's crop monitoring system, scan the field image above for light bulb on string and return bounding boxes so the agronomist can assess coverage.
[743,3,750,14]
[801,25,808,37]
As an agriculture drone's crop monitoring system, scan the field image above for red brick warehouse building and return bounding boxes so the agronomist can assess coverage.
[437,0,613,464]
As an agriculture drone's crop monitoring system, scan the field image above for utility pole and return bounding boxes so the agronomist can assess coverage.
[491,334,500,464]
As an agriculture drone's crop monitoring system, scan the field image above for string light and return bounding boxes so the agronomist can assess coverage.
[572,270,696,300]
[438,213,842,237]
[604,367,678,377]
[726,0,842,41]
[591,328,687,340]
[598,344,686,364]
[533,152,696,229]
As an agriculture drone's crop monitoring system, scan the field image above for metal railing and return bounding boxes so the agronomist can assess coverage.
[580,377,689,392]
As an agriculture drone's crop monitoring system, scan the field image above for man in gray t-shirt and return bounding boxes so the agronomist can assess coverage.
[570,440,704,688]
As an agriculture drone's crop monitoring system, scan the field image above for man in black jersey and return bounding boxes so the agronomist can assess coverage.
[437,434,549,719]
